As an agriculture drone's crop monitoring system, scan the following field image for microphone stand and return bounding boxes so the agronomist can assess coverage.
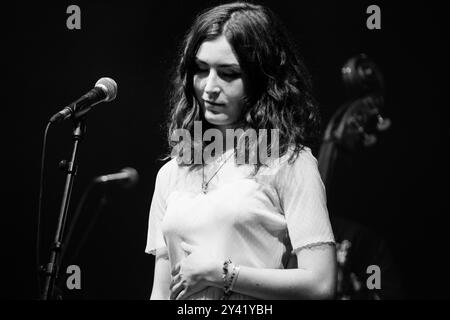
[40,119,86,300]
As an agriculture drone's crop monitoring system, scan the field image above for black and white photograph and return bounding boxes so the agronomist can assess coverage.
[3,0,448,306]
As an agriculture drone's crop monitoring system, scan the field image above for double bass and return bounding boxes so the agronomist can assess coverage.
[317,54,402,299]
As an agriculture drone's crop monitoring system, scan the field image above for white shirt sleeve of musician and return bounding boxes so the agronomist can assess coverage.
[145,160,173,255]
[275,149,335,252]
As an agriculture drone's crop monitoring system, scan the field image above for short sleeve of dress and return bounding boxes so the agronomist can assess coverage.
[276,148,335,253]
[145,160,173,255]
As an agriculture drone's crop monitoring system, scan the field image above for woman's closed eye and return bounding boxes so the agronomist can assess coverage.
[218,70,241,80]
[194,69,242,82]
[194,64,241,81]
[194,66,209,74]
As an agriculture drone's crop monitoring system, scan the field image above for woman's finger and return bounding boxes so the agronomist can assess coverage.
[170,281,184,300]
[171,263,181,276]
[176,288,188,300]
[169,274,180,291]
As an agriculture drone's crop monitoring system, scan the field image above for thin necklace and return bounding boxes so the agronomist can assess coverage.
[202,149,235,194]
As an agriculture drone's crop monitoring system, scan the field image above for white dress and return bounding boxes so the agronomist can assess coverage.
[145,147,335,299]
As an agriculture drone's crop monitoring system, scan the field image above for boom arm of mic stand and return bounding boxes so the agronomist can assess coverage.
[40,120,86,300]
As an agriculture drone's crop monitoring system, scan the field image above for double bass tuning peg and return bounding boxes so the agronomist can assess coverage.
[376,114,391,131]
[342,53,385,98]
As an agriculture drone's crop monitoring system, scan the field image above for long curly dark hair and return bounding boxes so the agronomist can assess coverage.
[166,1,321,169]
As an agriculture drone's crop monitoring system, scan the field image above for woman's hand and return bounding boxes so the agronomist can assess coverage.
[170,242,222,300]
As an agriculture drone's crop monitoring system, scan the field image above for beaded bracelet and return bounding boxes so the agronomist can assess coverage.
[221,259,233,300]
[228,264,240,292]
[221,259,241,300]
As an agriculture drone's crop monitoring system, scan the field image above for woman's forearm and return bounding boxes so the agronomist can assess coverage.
[207,264,336,300]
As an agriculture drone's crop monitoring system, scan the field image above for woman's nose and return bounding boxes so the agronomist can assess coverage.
[204,72,220,98]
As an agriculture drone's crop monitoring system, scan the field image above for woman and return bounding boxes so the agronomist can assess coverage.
[146,2,336,300]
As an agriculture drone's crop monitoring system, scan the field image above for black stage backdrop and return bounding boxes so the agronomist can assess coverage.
[4,1,448,300]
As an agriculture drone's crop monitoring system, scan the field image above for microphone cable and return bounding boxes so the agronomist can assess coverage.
[36,121,52,299]
[59,179,99,267]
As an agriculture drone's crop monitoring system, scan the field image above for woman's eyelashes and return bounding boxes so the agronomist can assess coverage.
[221,70,242,80]
[194,65,241,81]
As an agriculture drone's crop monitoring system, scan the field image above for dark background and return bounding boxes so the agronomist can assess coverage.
[4,1,448,299]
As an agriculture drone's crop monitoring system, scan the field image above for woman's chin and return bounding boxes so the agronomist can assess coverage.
[204,113,230,126]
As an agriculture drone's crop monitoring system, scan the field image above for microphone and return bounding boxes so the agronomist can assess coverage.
[49,77,118,123]
[93,167,139,188]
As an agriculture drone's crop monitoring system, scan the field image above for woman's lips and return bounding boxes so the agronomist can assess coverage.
[204,100,225,107]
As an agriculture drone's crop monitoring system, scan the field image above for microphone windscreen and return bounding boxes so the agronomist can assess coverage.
[95,77,118,102]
